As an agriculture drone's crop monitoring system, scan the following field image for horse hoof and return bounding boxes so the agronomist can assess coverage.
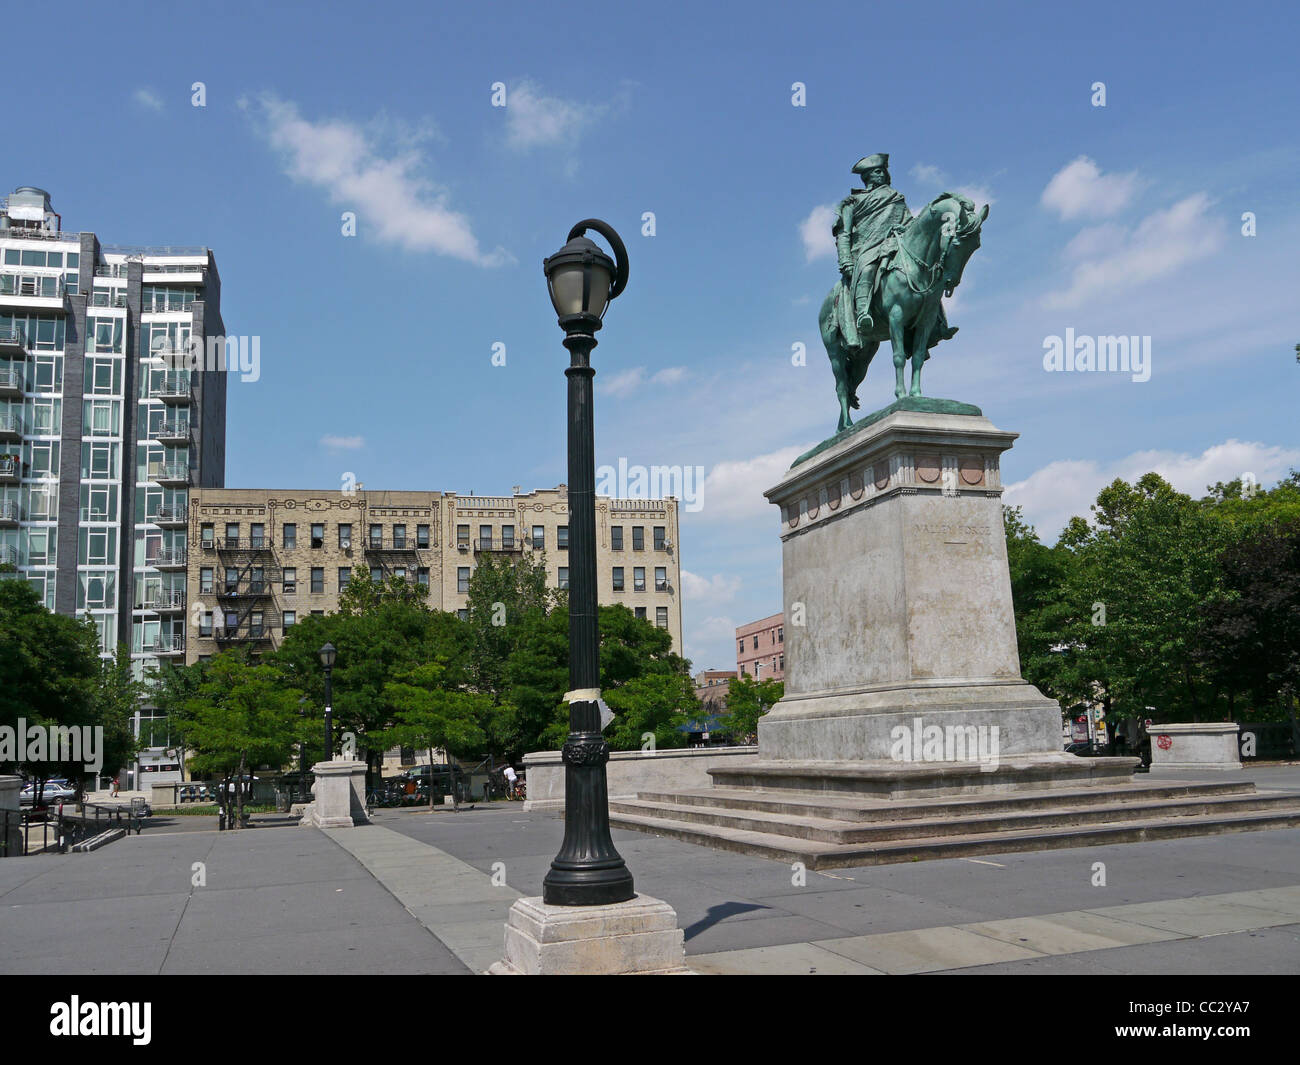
[849,395,860,410]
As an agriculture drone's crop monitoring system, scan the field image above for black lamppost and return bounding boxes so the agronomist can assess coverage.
[540,219,635,907]
[319,643,336,760]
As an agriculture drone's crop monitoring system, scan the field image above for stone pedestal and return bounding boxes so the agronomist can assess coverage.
[487,894,692,975]
[1150,723,1243,771]
[0,775,21,857]
[298,757,370,828]
[760,399,1065,764]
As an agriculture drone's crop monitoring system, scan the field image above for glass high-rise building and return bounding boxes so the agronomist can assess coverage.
[0,186,226,785]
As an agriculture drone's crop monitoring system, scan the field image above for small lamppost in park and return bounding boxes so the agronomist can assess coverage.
[319,642,337,760]
[540,219,634,907]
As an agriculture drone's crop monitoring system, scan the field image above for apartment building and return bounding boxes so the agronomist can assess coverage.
[0,186,226,785]
[184,485,683,660]
[737,612,785,681]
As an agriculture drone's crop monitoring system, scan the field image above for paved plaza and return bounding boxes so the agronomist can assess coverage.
[3,765,1299,975]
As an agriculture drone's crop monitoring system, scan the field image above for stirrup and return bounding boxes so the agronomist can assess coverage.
[856,312,874,332]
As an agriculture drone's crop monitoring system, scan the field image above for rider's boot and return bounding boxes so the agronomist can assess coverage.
[940,325,959,341]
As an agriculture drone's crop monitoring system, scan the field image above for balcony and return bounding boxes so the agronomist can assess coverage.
[0,455,19,483]
[0,544,18,566]
[145,589,186,613]
[0,328,25,355]
[154,503,188,528]
[473,538,522,554]
[155,421,190,445]
[213,625,272,644]
[154,547,187,570]
[150,634,186,656]
[0,412,20,441]
[89,290,128,309]
[0,498,19,525]
[365,537,419,555]
[215,537,274,557]
[0,368,23,398]
[0,274,66,313]
[150,463,190,488]
[156,375,192,404]
[217,581,271,600]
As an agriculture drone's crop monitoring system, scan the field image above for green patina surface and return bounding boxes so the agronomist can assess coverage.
[790,396,983,468]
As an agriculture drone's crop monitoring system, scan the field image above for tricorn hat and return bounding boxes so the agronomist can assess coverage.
[852,154,889,174]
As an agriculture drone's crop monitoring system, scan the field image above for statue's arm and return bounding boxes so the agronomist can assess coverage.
[834,201,854,276]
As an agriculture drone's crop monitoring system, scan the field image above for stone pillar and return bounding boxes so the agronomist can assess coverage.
[487,894,693,975]
[299,757,370,828]
[1150,723,1243,771]
[0,775,20,856]
[760,399,1064,761]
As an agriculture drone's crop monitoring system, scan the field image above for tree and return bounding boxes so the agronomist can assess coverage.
[95,644,145,794]
[0,580,101,795]
[385,660,490,808]
[463,550,553,702]
[721,673,784,743]
[177,654,304,825]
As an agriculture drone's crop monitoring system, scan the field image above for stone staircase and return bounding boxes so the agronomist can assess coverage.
[608,760,1300,869]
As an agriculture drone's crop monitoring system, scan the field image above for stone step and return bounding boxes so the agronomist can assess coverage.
[633,779,1256,825]
[708,755,1140,800]
[609,804,1300,869]
[610,791,1300,846]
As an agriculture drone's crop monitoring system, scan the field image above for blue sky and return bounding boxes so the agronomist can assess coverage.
[13,0,1298,671]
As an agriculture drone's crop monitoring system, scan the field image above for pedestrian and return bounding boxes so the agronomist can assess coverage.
[503,764,518,799]
[111,776,120,798]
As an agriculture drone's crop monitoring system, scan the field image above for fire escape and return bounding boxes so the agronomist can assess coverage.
[362,528,422,583]
[213,534,281,650]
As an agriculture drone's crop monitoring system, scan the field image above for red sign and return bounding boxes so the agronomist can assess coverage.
[1156,734,1173,750]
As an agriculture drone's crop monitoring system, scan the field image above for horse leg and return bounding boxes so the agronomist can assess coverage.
[848,341,877,409]
[910,310,936,397]
[829,342,852,432]
[888,303,908,400]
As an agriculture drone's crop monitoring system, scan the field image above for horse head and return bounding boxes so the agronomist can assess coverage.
[929,193,989,297]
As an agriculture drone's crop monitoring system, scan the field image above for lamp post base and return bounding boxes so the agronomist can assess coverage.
[487,894,692,975]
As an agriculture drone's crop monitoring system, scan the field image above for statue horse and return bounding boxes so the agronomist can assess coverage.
[818,193,989,432]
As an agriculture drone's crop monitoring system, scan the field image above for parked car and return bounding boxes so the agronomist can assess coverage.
[178,784,212,803]
[20,779,77,805]
[406,764,468,802]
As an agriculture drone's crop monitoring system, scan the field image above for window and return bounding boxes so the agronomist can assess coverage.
[224,522,239,547]
[656,606,669,630]
[200,567,213,595]
[417,567,429,589]
[369,566,382,581]
[338,567,351,588]
[474,524,490,550]
[458,566,470,594]
[611,526,623,551]
[283,611,296,633]
[250,523,265,549]
[612,567,624,591]
[250,611,264,638]
[752,635,758,650]
[654,526,666,550]
[201,523,214,547]
[417,524,430,549]
[501,525,514,548]
[282,568,296,594]
[311,523,324,548]
[632,526,645,551]
[739,641,745,655]
[635,607,647,620]
[457,524,470,547]
[457,608,468,621]
[199,610,213,637]
[633,567,646,591]
[779,654,785,670]
[558,567,569,590]
[369,524,382,548]
[655,567,668,591]
[311,567,324,594]
[532,525,544,549]
[339,523,352,549]
[393,524,407,549]
[557,525,569,550]
[224,567,238,594]
[778,627,784,643]
[282,523,296,550]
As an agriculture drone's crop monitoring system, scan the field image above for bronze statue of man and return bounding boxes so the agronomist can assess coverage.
[833,153,956,349]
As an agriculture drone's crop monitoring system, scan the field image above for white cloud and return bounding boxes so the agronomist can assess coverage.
[680,570,742,607]
[909,163,996,207]
[910,162,946,185]
[1041,156,1139,220]
[684,614,740,668]
[800,204,837,262]
[320,434,364,451]
[504,80,604,151]
[1005,439,1300,542]
[133,88,164,112]
[244,94,510,266]
[597,365,687,397]
[697,444,810,522]
[1044,193,1224,309]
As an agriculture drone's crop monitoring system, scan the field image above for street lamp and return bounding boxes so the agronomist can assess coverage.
[541,219,634,907]
[319,643,336,761]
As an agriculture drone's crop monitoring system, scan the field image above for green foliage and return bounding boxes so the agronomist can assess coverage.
[720,673,784,742]
[464,551,553,702]
[384,660,490,760]
[1004,469,1300,726]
